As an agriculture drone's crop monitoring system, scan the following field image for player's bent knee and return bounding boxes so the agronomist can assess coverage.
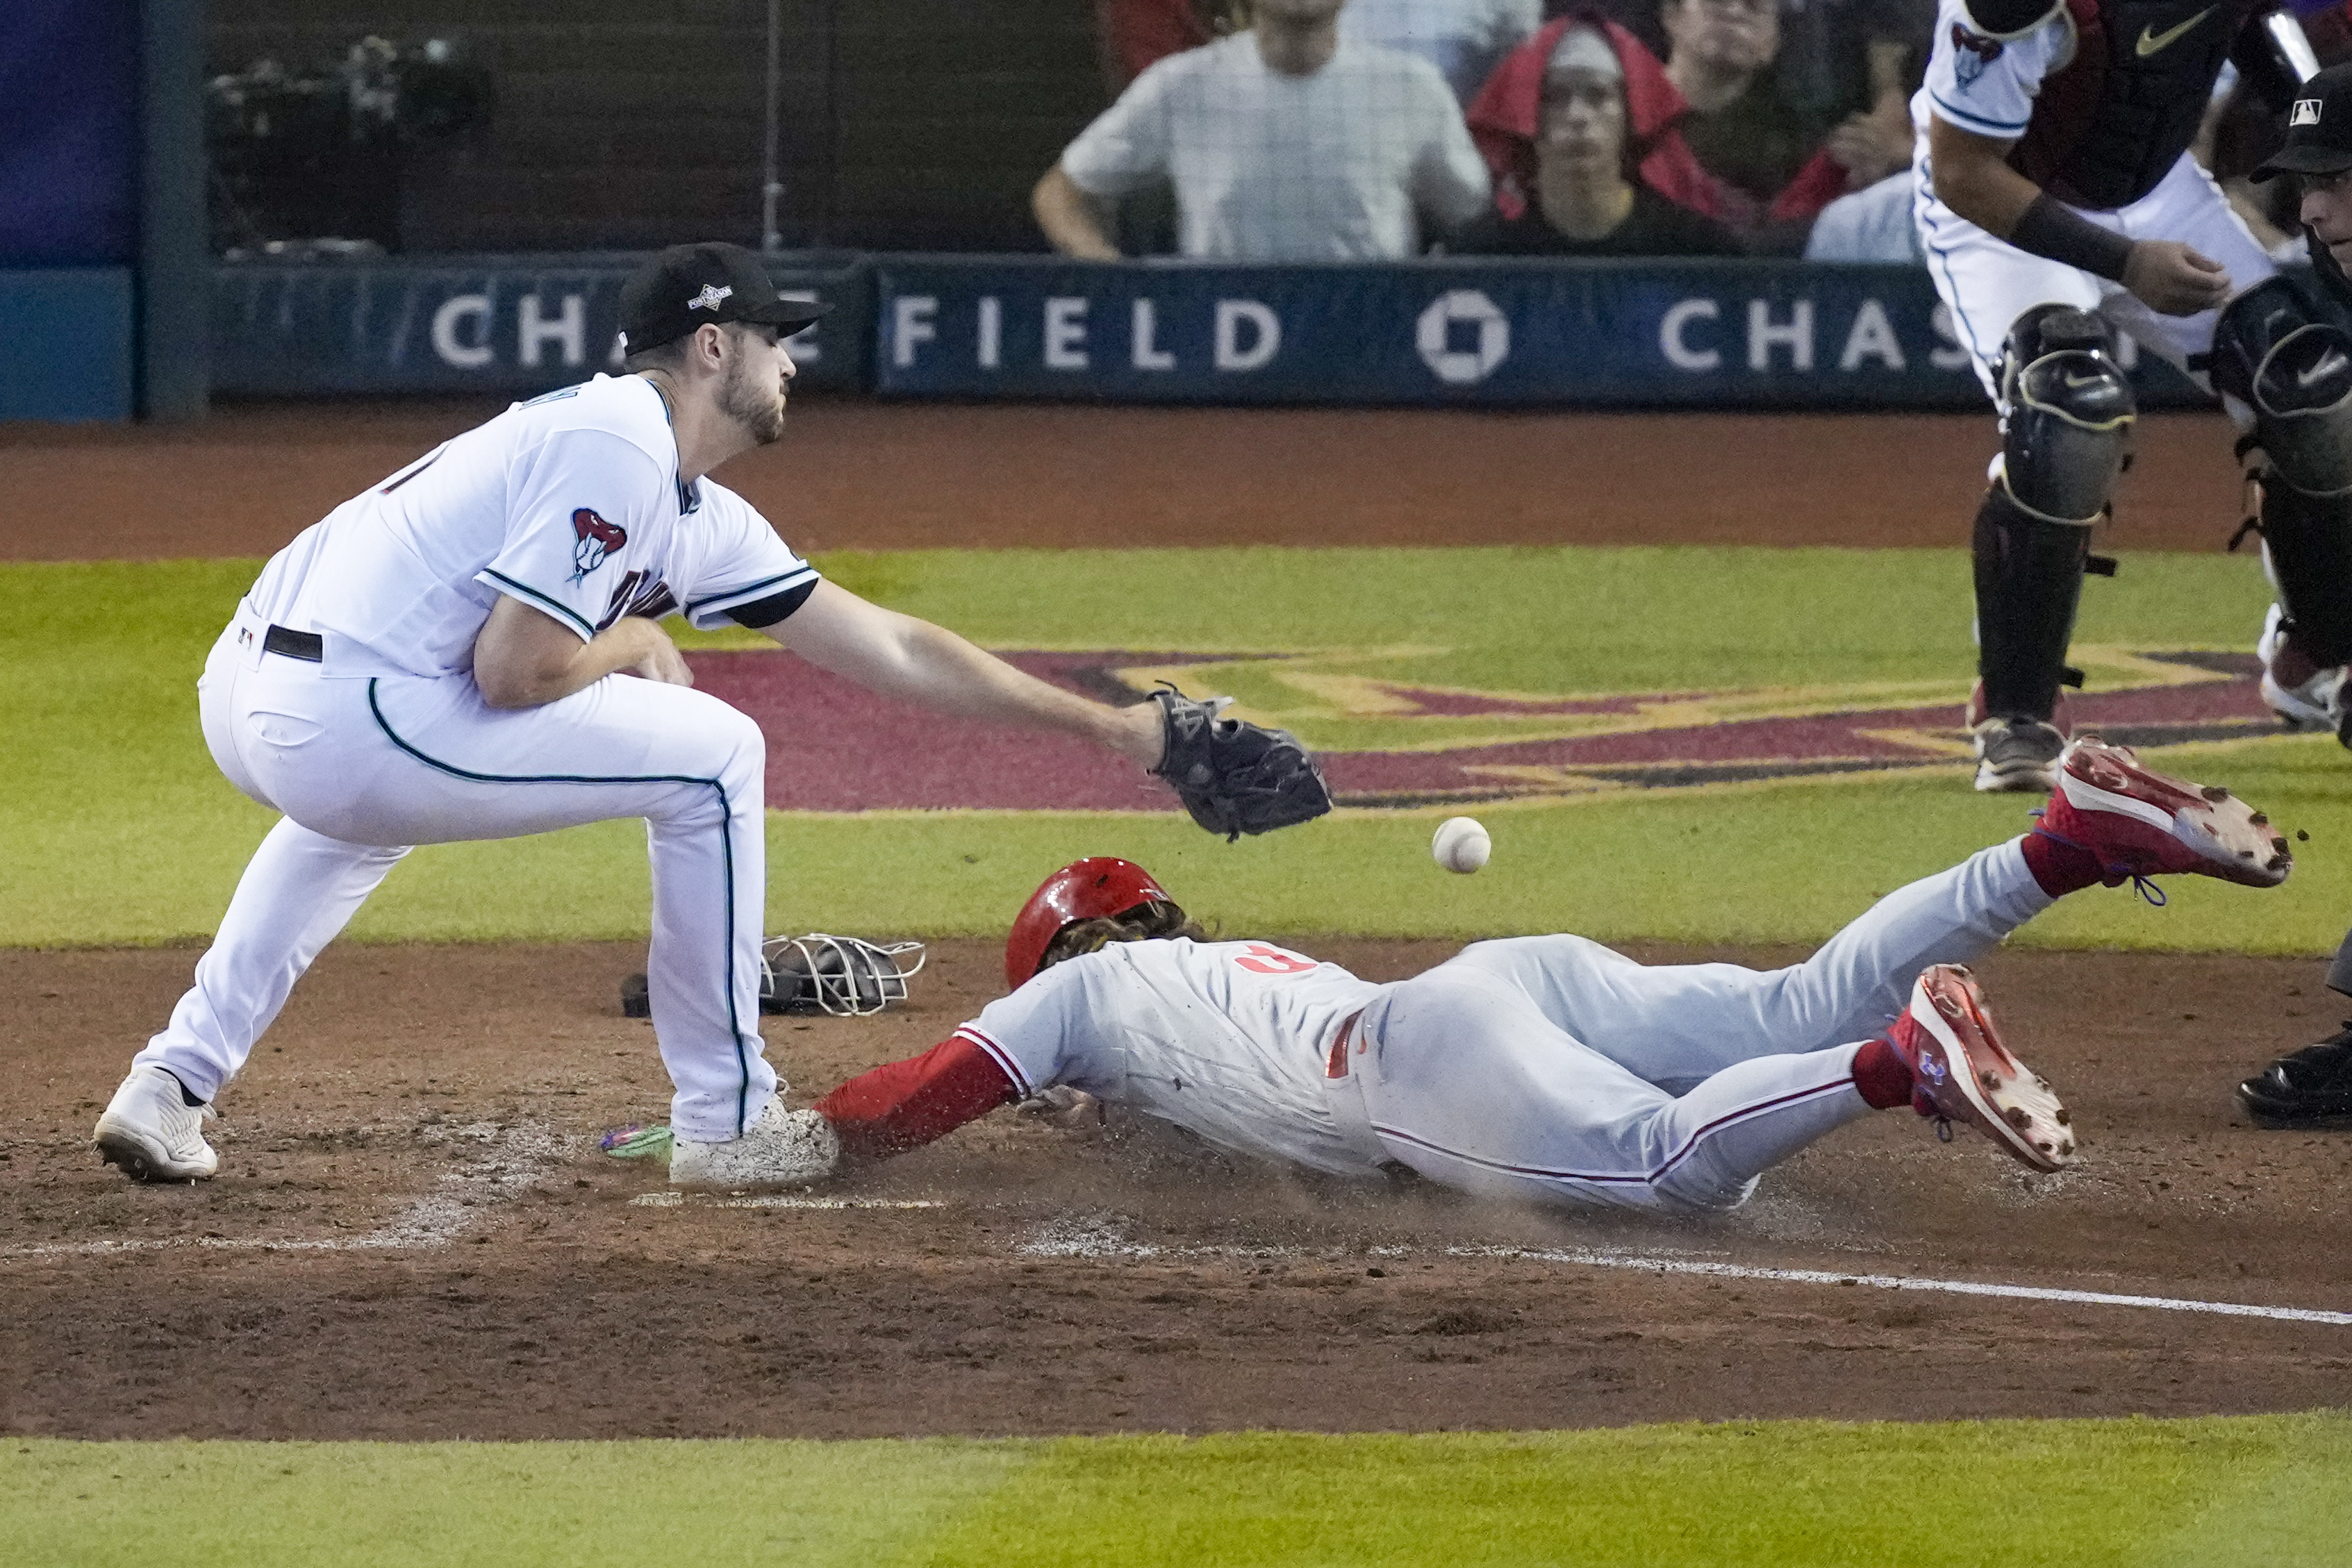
[2214,276,2352,498]
[1996,305,2135,525]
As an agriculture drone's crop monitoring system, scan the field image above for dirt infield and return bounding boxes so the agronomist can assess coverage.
[4,399,2344,1441]
[7,937,2350,1440]
[3,397,2249,559]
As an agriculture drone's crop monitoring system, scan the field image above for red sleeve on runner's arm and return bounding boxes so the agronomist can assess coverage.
[813,1034,1021,1162]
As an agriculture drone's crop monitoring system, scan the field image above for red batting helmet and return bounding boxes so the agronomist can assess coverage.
[1004,857,1173,991]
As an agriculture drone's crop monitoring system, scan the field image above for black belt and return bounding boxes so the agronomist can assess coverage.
[263,624,323,662]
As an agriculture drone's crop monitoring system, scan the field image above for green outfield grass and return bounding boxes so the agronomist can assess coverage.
[8,1414,2350,1567]
[7,547,2344,953]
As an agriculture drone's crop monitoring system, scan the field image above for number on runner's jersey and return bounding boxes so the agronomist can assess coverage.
[1234,943,1317,975]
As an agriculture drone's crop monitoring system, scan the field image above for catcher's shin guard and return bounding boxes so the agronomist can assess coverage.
[1973,306,2135,721]
[1973,487,2094,720]
[2214,278,2352,667]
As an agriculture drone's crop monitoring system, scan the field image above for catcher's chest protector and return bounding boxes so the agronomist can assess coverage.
[2010,0,2263,210]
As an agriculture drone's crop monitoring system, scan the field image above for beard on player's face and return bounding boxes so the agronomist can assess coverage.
[718,328,788,445]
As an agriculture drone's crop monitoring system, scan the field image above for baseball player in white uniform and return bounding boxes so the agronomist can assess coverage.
[91,242,1296,1193]
[742,738,2290,1208]
[1912,0,2333,790]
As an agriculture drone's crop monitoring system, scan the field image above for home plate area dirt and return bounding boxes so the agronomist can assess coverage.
[7,937,2352,1442]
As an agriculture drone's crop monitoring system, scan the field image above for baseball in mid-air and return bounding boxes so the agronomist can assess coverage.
[1432,816,1491,874]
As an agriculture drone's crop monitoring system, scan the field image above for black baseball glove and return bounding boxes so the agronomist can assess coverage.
[1149,684,1332,841]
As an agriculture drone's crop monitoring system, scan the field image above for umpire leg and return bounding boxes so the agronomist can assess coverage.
[2236,918,2352,1128]
[2211,275,2352,740]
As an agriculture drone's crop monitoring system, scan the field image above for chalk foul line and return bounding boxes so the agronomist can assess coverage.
[1447,1245,2352,1327]
[1014,1218,2351,1326]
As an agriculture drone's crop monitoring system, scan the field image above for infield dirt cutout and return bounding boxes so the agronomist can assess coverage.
[8,937,2352,1441]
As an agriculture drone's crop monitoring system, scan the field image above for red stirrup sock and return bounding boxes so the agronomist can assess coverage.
[2019,826,2104,898]
[1851,1036,1916,1110]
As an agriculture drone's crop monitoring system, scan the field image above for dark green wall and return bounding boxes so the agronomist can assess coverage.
[210,0,1111,252]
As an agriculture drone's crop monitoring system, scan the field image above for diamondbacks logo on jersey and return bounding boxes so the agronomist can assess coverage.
[570,508,628,581]
[1950,22,2003,85]
[2294,98,2324,127]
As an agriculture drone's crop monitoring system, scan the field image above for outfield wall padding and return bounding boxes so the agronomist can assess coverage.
[211,253,872,398]
[209,254,2210,410]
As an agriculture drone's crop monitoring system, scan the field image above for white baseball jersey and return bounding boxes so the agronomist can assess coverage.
[247,374,816,679]
[950,840,2056,1212]
[963,937,1387,1176]
[136,372,815,1142]
[1911,0,2276,398]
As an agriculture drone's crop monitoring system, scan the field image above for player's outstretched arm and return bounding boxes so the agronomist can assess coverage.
[813,1035,1025,1166]
[763,579,1164,766]
[1928,117,2230,317]
[471,595,694,710]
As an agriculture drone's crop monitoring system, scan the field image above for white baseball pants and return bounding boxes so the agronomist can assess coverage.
[1916,147,2276,402]
[134,603,775,1140]
[1350,841,2054,1211]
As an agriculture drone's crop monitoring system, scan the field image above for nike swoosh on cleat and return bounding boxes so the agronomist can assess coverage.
[2137,6,2214,55]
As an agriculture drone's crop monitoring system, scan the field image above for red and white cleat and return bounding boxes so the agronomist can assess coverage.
[2038,736,2293,889]
[1886,965,2077,1173]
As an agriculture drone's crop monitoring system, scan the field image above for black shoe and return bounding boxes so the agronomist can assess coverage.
[2237,1023,2352,1128]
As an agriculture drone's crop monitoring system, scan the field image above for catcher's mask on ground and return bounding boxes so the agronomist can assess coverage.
[1004,857,1173,990]
[762,933,927,1017]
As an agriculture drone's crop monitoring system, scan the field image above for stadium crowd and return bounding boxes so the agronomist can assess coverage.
[1040,0,2347,262]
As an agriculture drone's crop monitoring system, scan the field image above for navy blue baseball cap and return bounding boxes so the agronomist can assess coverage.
[2254,64,2352,181]
[618,242,829,353]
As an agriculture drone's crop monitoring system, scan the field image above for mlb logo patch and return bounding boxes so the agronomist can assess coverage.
[2294,98,2324,127]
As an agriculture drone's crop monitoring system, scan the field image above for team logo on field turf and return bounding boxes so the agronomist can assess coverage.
[570,508,628,581]
[679,644,2292,812]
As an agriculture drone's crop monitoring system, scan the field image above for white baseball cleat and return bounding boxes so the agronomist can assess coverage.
[2257,602,2347,733]
[668,1096,840,1191]
[1885,965,2077,1174]
[92,1065,220,1182]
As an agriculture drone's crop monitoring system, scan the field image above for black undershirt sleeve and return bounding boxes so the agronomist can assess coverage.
[724,576,820,629]
[2009,193,2135,283]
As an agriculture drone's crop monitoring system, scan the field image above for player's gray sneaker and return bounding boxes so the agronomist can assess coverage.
[2256,602,2347,733]
[92,1065,220,1182]
[1971,715,2067,793]
[668,1096,840,1191]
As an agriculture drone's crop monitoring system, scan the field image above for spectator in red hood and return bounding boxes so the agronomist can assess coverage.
[1468,16,1717,223]
[1472,10,1850,251]
[1455,22,1739,255]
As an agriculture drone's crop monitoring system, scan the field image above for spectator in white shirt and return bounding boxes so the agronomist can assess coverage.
[1033,0,1492,261]
[1337,0,1542,106]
